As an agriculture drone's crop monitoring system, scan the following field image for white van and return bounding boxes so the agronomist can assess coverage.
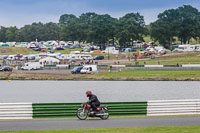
[80,65,97,74]
[21,62,42,70]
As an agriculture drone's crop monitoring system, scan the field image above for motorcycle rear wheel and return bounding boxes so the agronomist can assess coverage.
[77,108,88,120]
[100,108,109,120]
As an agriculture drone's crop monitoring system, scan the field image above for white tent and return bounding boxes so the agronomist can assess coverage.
[39,57,60,65]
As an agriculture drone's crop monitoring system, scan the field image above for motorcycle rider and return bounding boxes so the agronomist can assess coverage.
[86,91,100,113]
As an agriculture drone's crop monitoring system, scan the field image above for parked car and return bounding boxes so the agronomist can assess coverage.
[32,48,41,51]
[94,56,104,60]
[0,66,13,71]
[68,59,76,64]
[56,47,64,50]
[71,66,83,74]
[40,49,46,52]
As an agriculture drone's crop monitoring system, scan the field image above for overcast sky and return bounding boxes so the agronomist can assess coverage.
[0,0,200,28]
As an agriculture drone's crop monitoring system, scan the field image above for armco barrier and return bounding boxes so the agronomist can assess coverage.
[182,64,200,67]
[32,102,147,118]
[32,103,81,118]
[0,103,33,119]
[147,99,200,116]
[1,99,200,119]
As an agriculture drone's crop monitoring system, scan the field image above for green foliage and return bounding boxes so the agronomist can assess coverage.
[0,26,7,42]
[116,13,146,48]
[16,22,61,42]
[150,5,200,47]
[5,26,18,42]
[59,14,77,25]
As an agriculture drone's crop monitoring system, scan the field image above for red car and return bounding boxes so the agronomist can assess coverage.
[40,49,46,52]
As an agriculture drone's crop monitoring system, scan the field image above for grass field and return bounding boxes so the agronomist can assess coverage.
[87,70,200,80]
[0,46,39,55]
[128,52,200,65]
[1,126,200,133]
[0,47,82,55]
[1,70,200,80]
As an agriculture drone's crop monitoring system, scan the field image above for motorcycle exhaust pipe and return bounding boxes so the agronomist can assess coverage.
[95,113,109,116]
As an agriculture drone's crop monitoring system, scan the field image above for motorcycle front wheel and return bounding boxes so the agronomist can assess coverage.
[77,108,88,120]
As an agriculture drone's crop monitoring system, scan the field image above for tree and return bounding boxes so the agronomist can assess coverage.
[21,22,45,42]
[76,12,98,43]
[88,14,117,49]
[43,22,61,41]
[150,9,179,47]
[60,20,79,41]
[5,26,18,42]
[176,5,200,44]
[150,5,200,46]
[0,26,7,42]
[117,13,146,48]
[59,14,77,25]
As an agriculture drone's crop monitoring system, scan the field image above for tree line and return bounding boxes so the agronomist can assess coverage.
[0,5,200,48]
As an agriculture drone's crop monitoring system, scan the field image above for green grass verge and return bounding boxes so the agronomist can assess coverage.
[1,126,200,133]
[86,70,200,80]
[0,47,83,55]
[127,52,200,65]
[0,46,39,55]
[1,70,200,80]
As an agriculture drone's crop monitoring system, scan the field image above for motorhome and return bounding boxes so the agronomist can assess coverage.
[195,44,200,51]
[65,54,92,60]
[21,62,42,70]
[178,45,195,52]
[80,65,97,74]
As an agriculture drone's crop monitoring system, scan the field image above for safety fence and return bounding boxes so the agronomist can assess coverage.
[0,99,200,119]
[42,64,200,71]
[32,102,147,118]
[147,99,200,116]
[0,103,32,119]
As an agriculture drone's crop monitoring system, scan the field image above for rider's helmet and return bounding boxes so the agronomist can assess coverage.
[86,91,92,97]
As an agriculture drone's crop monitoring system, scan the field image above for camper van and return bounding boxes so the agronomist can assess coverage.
[21,62,42,70]
[178,45,195,52]
[80,65,97,74]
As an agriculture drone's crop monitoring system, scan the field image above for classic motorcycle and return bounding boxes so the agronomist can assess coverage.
[77,102,109,120]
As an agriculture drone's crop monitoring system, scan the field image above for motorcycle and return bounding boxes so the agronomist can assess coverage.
[77,102,109,120]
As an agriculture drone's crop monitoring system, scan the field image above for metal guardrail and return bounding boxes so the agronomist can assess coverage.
[32,102,147,118]
[0,103,33,119]
[1,99,200,119]
[147,99,200,116]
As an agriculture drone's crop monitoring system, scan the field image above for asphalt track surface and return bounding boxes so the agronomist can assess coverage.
[0,116,200,131]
